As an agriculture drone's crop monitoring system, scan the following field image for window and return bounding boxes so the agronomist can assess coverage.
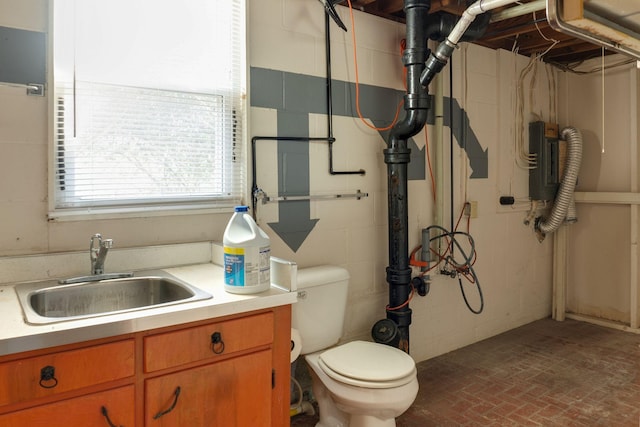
[50,0,246,218]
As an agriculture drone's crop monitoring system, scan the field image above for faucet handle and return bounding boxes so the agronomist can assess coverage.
[90,234,102,262]
[90,234,113,275]
[90,234,112,261]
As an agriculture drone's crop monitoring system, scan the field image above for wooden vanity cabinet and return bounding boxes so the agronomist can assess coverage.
[0,305,291,427]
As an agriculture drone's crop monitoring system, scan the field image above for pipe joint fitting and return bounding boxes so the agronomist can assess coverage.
[420,55,447,87]
[420,40,456,87]
[403,48,430,66]
[386,267,412,284]
[435,40,456,60]
[387,308,412,328]
[403,0,431,12]
[383,148,411,164]
[404,93,431,110]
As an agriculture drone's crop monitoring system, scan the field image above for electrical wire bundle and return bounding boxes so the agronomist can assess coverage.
[412,221,484,314]
[427,225,483,314]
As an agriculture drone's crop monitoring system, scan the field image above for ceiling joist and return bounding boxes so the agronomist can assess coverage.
[338,0,612,63]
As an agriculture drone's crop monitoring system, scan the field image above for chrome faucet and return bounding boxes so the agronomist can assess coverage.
[57,234,133,284]
[90,233,113,275]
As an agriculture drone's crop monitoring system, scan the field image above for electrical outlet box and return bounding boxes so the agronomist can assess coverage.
[464,201,478,218]
[469,201,478,218]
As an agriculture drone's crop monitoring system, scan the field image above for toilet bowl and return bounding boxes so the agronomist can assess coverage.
[305,341,419,427]
[291,266,419,426]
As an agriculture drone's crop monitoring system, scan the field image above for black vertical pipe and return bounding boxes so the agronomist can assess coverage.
[385,0,431,353]
[326,11,337,174]
[326,12,333,141]
[325,12,364,176]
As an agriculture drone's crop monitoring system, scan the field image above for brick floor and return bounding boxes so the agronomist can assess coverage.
[291,318,640,426]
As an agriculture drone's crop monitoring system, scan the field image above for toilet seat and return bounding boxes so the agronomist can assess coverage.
[318,341,416,389]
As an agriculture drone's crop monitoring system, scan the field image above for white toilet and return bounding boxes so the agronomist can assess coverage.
[292,266,418,427]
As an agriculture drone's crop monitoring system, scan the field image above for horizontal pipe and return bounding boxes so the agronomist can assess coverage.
[259,191,368,203]
[490,0,545,23]
[449,0,518,42]
[426,12,490,42]
[574,191,640,205]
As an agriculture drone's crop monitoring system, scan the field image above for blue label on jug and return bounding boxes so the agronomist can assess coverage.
[224,247,245,287]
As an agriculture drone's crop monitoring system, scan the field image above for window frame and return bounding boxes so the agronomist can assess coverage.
[47,0,248,221]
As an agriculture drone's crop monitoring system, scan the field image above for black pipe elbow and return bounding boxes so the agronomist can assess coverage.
[419,11,491,88]
[425,13,457,42]
[425,11,491,43]
[388,109,429,147]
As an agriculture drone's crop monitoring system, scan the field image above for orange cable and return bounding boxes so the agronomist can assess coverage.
[386,282,415,311]
[346,0,402,132]
[454,203,466,232]
[425,125,436,202]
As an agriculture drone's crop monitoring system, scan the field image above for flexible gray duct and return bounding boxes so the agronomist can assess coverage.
[566,196,578,223]
[535,126,582,241]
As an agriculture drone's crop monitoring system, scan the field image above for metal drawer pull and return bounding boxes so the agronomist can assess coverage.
[153,386,181,419]
[39,365,58,389]
[100,406,123,427]
[210,332,225,354]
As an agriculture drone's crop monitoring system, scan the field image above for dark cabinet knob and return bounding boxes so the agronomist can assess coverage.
[39,365,58,389]
[210,332,225,354]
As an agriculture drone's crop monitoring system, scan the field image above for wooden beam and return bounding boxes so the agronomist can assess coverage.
[482,22,546,43]
[562,0,584,21]
[377,0,404,14]
[543,42,602,61]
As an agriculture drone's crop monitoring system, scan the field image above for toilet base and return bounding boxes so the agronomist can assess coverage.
[348,414,396,427]
[310,367,349,427]
[306,352,417,427]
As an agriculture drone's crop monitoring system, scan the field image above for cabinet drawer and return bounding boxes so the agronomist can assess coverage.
[0,385,135,427]
[144,312,274,372]
[0,340,134,407]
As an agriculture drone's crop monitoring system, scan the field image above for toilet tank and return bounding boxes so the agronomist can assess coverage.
[292,265,350,355]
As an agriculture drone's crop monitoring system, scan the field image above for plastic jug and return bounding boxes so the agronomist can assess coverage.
[223,206,271,294]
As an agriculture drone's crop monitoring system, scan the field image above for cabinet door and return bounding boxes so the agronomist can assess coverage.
[146,350,271,427]
[0,385,135,427]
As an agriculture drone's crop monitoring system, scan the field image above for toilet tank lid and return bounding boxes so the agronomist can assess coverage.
[296,265,350,290]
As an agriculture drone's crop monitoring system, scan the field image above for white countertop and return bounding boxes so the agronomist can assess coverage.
[0,263,297,356]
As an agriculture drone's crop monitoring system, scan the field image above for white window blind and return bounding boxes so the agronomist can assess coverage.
[50,0,245,216]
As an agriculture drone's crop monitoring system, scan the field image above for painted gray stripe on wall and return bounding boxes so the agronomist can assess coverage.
[250,66,488,179]
[267,111,319,252]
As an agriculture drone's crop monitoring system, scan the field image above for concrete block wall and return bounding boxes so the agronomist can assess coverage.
[0,0,557,362]
[250,0,555,362]
[557,57,640,326]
